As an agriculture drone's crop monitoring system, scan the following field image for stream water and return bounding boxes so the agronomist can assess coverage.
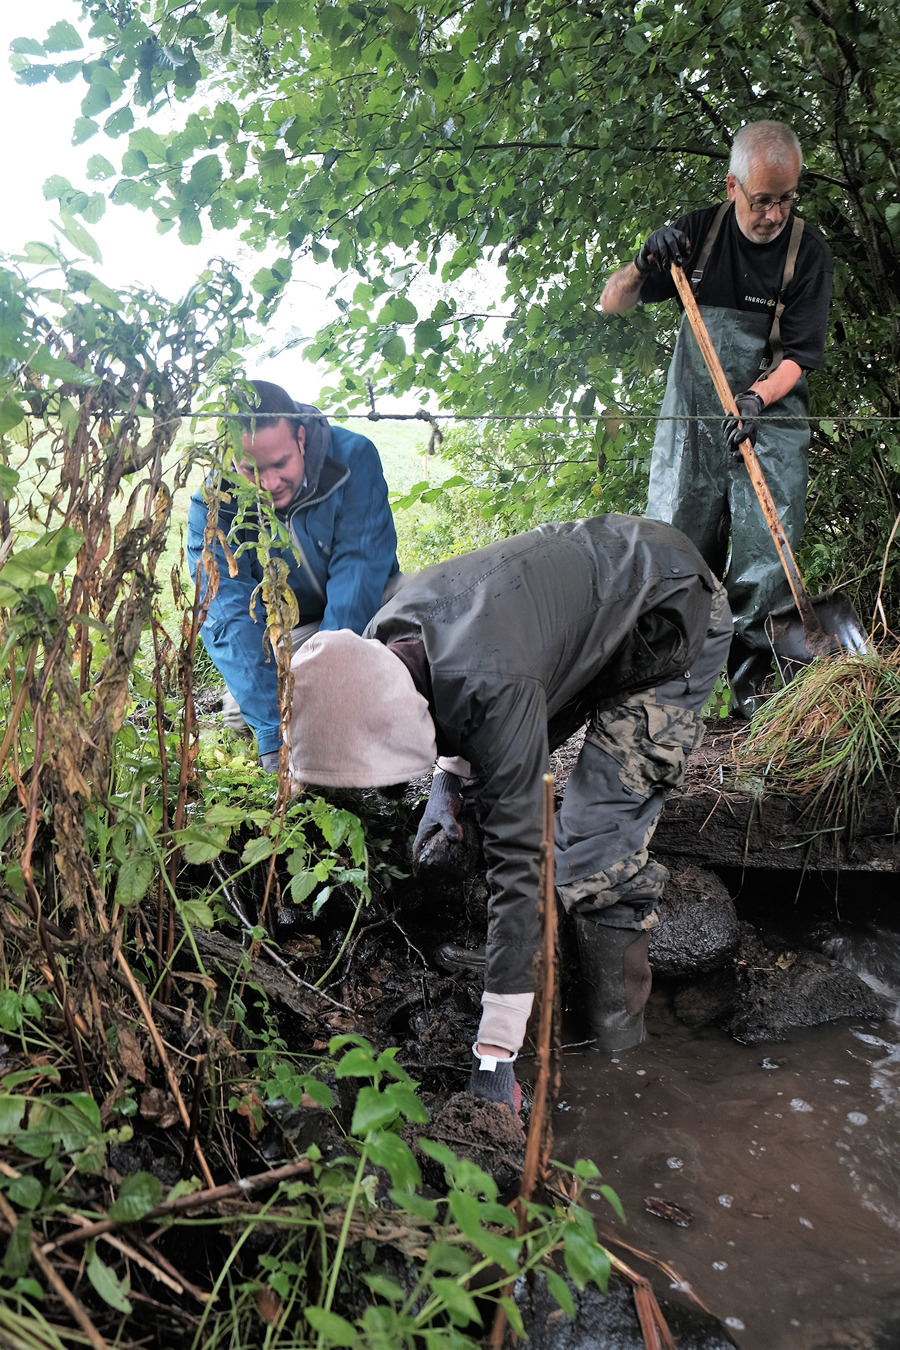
[547,882,900,1350]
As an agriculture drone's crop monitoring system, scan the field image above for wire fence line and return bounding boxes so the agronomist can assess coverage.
[71,408,900,427]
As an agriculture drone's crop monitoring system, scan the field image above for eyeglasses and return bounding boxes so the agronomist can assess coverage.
[734,178,799,214]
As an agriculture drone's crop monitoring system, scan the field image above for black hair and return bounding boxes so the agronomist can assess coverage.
[236,380,300,434]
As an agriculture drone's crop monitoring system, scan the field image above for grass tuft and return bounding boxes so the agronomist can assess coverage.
[733,645,900,841]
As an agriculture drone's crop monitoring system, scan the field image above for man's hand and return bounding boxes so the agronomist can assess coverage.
[412,770,464,871]
[724,390,766,455]
[635,225,690,275]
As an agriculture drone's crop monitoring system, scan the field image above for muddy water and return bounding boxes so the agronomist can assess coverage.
[549,963,900,1348]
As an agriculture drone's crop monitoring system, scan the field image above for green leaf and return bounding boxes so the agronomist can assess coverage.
[178,900,215,930]
[105,106,134,137]
[389,1187,437,1220]
[7,1175,43,1211]
[2,1221,33,1278]
[86,155,116,180]
[0,529,85,596]
[87,1251,132,1314]
[423,1241,473,1276]
[81,83,111,118]
[289,870,318,904]
[427,1277,481,1328]
[42,174,72,201]
[544,1268,575,1318]
[363,1272,405,1302]
[114,852,155,907]
[56,212,102,262]
[205,804,247,826]
[72,117,100,146]
[381,1081,428,1124]
[351,1085,399,1134]
[81,193,107,225]
[304,1308,356,1344]
[190,155,223,195]
[28,348,96,386]
[366,1131,422,1191]
[85,277,123,310]
[179,209,203,246]
[129,128,169,163]
[45,21,84,52]
[108,1172,164,1223]
[382,334,406,364]
[176,826,228,864]
[335,1045,378,1079]
[241,835,274,866]
[598,1182,625,1222]
[381,295,418,325]
[562,1228,610,1293]
[0,397,25,436]
[414,319,443,352]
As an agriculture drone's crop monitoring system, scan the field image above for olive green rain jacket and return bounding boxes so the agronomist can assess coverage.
[366,515,722,995]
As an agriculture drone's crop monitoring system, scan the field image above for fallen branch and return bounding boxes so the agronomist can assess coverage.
[42,1158,313,1254]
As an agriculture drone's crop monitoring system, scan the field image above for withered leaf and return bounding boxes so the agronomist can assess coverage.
[117,1025,147,1083]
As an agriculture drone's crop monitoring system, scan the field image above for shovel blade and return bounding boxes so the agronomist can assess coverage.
[765,589,869,666]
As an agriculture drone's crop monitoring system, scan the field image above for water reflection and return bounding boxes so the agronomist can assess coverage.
[549,981,900,1348]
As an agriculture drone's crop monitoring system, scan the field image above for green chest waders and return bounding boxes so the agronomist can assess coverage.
[645,304,809,652]
[645,204,811,656]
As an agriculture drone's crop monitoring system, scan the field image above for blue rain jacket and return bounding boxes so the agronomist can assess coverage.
[187,424,398,755]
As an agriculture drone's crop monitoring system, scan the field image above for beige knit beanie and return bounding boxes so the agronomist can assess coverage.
[288,629,437,788]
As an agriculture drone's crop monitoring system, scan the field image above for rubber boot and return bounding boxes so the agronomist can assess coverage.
[573,915,651,1052]
[434,943,486,974]
[727,643,772,722]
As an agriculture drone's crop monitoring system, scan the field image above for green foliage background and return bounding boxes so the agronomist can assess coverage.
[12,0,900,623]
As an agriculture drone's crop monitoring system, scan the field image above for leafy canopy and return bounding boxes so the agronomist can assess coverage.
[11,0,900,607]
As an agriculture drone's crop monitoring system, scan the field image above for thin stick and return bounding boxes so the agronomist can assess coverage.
[43,1158,313,1253]
[517,773,559,1215]
[489,774,559,1349]
[608,1250,678,1350]
[0,1191,110,1350]
[669,264,820,635]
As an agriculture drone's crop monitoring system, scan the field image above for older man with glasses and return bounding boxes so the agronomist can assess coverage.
[600,121,833,719]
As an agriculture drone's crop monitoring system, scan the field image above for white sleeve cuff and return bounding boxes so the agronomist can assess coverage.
[435,756,473,780]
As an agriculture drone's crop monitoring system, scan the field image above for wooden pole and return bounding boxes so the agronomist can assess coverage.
[669,264,825,640]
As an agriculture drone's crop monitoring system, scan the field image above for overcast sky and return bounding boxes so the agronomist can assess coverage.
[0,2,344,399]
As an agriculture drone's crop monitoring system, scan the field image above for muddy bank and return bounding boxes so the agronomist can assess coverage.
[650,718,900,874]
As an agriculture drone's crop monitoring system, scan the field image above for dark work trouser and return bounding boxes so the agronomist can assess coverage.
[554,581,732,930]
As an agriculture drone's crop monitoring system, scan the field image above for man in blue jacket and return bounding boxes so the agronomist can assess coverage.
[187,380,399,769]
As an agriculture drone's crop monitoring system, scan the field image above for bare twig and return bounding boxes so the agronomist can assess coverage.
[0,1191,110,1350]
[43,1159,313,1253]
[489,773,559,1349]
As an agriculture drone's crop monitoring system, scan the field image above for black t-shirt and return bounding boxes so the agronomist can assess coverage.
[638,203,833,370]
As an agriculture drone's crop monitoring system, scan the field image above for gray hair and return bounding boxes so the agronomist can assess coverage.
[729,121,802,181]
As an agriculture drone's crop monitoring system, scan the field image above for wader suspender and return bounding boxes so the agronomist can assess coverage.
[689,203,806,374]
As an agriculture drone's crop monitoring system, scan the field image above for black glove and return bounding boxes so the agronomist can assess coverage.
[634,225,690,275]
[259,751,281,772]
[412,770,464,872]
[468,1047,521,1115]
[724,390,766,456]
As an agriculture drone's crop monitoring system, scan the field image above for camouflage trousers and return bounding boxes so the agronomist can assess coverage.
[555,581,732,931]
